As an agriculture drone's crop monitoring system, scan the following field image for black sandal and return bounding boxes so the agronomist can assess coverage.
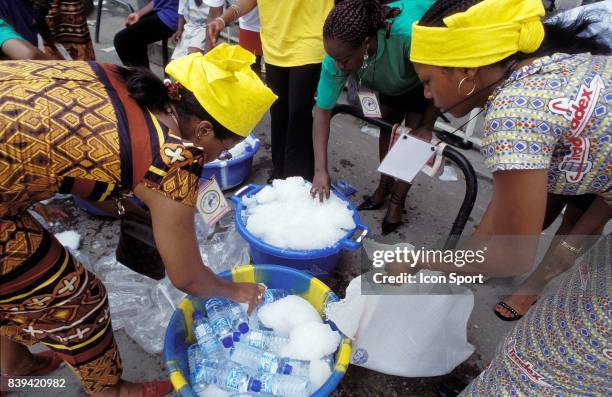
[494,298,538,322]
[357,178,393,211]
[381,191,406,235]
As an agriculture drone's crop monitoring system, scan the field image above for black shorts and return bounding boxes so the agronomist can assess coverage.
[379,85,429,124]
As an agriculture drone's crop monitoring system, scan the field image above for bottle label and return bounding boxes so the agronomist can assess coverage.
[258,352,278,373]
[259,373,273,394]
[225,367,246,392]
[210,317,232,333]
[248,333,266,350]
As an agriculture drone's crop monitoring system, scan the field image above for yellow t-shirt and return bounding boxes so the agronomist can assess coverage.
[258,0,333,67]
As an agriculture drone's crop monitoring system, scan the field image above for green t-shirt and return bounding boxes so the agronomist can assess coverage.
[0,18,26,49]
[315,0,434,109]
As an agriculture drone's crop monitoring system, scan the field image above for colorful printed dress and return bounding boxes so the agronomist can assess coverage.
[480,53,611,203]
[460,241,610,396]
[0,60,204,393]
[461,53,611,396]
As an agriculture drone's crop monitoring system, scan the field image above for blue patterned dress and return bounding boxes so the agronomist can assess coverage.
[480,53,611,203]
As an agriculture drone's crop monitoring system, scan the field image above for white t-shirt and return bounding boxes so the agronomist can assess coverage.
[204,0,260,32]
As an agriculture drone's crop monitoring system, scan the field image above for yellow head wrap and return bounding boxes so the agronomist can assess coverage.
[410,0,545,67]
[165,43,277,137]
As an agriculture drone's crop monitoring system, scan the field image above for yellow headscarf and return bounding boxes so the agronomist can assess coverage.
[165,44,278,137]
[410,0,545,67]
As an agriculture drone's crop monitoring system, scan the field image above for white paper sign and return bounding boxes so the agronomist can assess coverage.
[377,133,435,183]
[196,176,230,227]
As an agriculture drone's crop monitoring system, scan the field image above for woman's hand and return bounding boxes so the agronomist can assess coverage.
[311,170,331,202]
[206,18,224,48]
[410,126,433,142]
[230,282,265,315]
[125,12,140,27]
[32,203,69,225]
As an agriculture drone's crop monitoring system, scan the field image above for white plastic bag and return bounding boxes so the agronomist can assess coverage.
[325,240,474,377]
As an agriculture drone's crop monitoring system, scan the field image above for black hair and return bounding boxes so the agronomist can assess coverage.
[117,66,242,141]
[323,0,401,48]
[418,0,610,64]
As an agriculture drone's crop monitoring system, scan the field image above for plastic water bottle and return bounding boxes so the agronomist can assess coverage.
[191,358,225,384]
[193,363,261,394]
[261,289,289,305]
[242,329,289,354]
[259,373,311,397]
[205,299,235,348]
[228,301,250,334]
[187,344,202,376]
[192,311,226,361]
[230,342,307,376]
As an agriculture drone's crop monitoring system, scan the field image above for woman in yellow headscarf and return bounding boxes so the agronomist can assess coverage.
[0,44,276,397]
[385,0,610,395]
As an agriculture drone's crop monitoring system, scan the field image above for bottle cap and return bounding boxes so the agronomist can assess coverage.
[221,336,234,348]
[281,363,293,375]
[238,322,250,334]
[250,379,261,393]
[233,331,241,342]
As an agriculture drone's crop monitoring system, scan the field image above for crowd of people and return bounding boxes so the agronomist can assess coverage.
[0,0,610,396]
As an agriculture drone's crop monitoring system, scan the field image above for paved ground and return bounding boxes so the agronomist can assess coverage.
[7,3,595,396]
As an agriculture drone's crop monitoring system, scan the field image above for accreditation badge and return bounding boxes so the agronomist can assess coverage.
[357,88,382,118]
[196,176,230,227]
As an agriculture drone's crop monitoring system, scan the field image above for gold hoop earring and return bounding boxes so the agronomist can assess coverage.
[457,77,476,97]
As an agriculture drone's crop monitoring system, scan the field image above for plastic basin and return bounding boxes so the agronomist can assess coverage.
[201,134,260,191]
[163,264,352,397]
[230,184,368,280]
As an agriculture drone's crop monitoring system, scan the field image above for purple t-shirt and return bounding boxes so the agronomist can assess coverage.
[154,0,179,31]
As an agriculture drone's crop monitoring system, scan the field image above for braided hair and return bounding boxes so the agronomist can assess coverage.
[323,0,401,48]
[418,0,610,60]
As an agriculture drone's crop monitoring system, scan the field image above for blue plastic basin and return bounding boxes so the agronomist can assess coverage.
[201,134,260,191]
[163,264,352,397]
[231,184,368,279]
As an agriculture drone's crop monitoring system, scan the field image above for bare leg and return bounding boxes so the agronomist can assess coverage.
[0,336,52,376]
[385,181,411,223]
[0,339,159,397]
[496,197,611,318]
[382,112,421,224]
[358,129,394,208]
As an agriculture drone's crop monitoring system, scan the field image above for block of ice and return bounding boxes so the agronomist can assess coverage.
[243,177,356,250]
[280,322,341,361]
[309,359,332,391]
[257,295,322,337]
[54,230,81,250]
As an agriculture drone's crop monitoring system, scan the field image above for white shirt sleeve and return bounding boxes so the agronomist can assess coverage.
[203,0,225,7]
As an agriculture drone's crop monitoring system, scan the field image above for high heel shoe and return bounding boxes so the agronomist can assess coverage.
[381,192,406,235]
[357,196,384,211]
[381,218,403,235]
[357,179,392,211]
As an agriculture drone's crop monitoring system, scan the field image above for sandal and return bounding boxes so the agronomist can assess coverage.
[381,191,406,235]
[357,178,393,211]
[494,297,538,321]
